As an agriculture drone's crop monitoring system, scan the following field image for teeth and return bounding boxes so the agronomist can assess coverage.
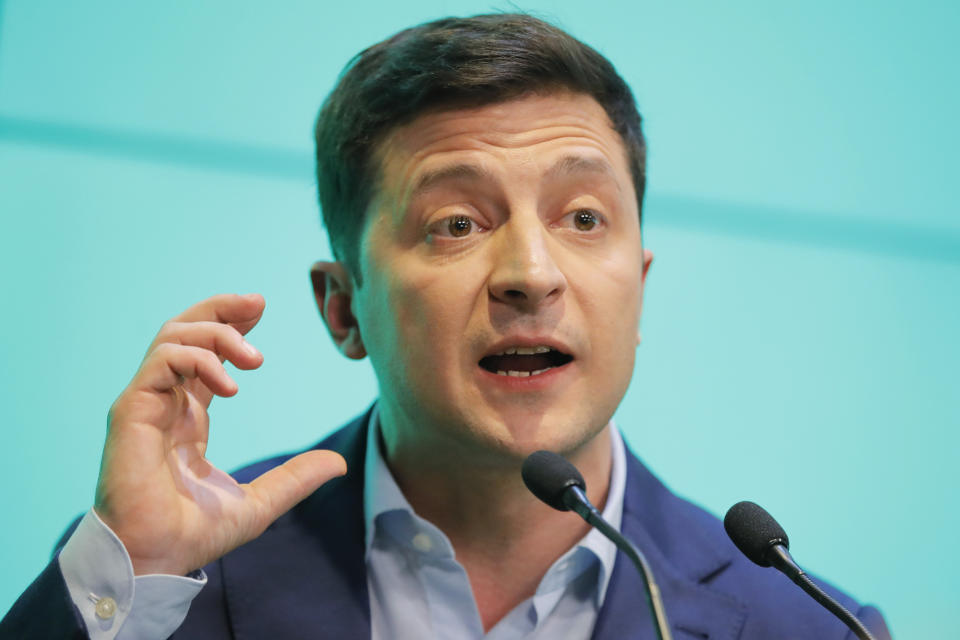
[497,345,553,355]
[518,345,551,355]
[495,368,551,377]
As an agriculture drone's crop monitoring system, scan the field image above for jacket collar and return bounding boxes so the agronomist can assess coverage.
[219,408,748,639]
[220,408,373,640]
[592,451,748,639]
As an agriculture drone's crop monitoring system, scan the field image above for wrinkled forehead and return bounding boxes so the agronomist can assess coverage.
[368,91,633,203]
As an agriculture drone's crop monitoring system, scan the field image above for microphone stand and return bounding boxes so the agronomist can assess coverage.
[564,486,673,640]
[767,545,876,640]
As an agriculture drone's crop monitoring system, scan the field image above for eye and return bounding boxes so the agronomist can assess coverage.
[447,215,474,237]
[427,214,484,240]
[568,209,602,231]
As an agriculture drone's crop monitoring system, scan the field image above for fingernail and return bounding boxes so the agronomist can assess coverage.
[242,340,260,356]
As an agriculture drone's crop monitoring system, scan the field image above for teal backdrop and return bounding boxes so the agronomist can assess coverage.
[1,1,958,636]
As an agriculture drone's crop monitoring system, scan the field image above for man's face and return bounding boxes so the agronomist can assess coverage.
[349,92,651,466]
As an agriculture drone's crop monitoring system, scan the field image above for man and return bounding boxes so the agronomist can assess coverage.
[2,13,890,639]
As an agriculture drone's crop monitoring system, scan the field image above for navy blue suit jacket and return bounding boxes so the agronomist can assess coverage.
[3,407,891,639]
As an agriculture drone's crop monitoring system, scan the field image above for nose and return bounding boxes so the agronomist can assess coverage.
[488,221,567,311]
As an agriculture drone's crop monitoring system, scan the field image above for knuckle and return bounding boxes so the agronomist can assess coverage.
[207,320,229,337]
[155,320,176,340]
[224,324,244,343]
[153,342,177,358]
[106,399,121,425]
[107,393,134,427]
[202,348,223,368]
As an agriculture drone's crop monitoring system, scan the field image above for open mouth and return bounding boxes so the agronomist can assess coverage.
[478,346,574,378]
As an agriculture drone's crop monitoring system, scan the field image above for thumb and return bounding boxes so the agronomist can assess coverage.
[245,449,347,534]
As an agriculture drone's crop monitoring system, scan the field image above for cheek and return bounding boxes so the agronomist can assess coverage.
[580,266,641,400]
[582,282,640,356]
[365,256,479,372]
[572,249,643,335]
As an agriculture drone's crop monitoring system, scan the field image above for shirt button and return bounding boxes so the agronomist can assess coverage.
[412,532,433,552]
[94,596,117,620]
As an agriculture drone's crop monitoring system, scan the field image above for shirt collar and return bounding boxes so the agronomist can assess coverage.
[362,403,410,553]
[577,421,626,604]
[362,403,627,605]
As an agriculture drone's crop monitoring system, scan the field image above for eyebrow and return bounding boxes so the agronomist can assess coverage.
[409,163,493,199]
[408,154,619,199]
[544,155,619,186]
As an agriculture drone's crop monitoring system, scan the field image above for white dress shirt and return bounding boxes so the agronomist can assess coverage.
[364,406,627,639]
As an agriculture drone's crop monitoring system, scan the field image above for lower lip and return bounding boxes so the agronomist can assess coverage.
[475,361,574,391]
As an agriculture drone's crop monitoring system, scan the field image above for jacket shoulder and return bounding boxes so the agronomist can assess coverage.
[176,407,373,638]
[619,449,891,639]
[229,409,371,484]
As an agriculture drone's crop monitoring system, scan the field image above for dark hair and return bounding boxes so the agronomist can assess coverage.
[314,13,646,280]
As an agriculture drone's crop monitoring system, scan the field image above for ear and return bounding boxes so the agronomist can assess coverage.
[637,248,654,346]
[310,261,367,360]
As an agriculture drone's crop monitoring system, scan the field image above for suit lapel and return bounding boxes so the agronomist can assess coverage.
[592,452,747,639]
[221,412,372,640]
[216,412,748,639]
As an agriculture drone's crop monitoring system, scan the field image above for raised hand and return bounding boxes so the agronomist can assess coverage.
[94,294,346,576]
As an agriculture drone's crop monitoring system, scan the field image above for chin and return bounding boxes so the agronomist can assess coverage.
[464,407,611,464]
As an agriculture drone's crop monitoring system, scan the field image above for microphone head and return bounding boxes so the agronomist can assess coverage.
[521,450,586,511]
[723,500,790,567]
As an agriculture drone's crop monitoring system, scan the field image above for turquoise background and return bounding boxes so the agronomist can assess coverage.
[1,1,957,636]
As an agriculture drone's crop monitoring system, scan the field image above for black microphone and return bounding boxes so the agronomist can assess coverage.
[522,450,673,640]
[723,501,876,640]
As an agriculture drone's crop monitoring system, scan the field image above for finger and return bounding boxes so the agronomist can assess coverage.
[136,343,238,397]
[245,450,348,534]
[172,293,266,336]
[150,321,263,370]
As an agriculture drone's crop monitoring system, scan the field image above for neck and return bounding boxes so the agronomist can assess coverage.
[379,413,613,630]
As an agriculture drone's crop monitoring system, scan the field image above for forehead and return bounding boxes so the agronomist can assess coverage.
[372,92,634,196]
